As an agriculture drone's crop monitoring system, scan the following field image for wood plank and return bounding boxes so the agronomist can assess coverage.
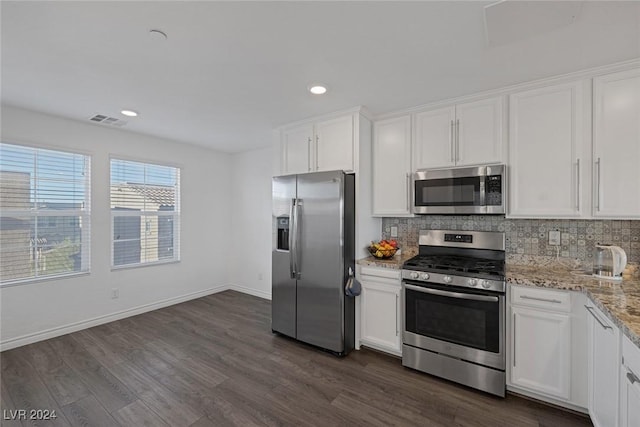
[112,400,169,427]
[72,367,135,414]
[1,351,71,427]
[108,362,202,427]
[61,396,120,427]
[25,341,91,407]
[0,380,23,427]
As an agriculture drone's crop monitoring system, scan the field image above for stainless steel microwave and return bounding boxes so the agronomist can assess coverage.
[413,165,506,214]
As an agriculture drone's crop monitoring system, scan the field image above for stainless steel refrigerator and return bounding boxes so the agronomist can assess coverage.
[272,170,355,355]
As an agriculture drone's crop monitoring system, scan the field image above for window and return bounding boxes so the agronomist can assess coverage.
[110,159,180,268]
[0,143,90,285]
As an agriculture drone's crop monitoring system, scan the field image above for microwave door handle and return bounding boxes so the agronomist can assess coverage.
[479,178,486,208]
[404,284,498,302]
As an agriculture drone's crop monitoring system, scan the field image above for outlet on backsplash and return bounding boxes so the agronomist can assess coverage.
[381,216,640,266]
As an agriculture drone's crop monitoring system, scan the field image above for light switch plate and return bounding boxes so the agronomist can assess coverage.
[390,226,398,238]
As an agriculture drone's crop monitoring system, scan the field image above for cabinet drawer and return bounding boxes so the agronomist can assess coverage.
[359,266,401,282]
[511,286,571,312]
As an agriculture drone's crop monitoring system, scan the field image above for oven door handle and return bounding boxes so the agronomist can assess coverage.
[404,284,499,302]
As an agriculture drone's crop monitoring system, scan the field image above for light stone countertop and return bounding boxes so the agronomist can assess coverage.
[507,264,640,348]
[357,254,640,347]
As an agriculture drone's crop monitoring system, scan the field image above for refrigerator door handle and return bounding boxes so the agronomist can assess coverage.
[294,198,302,279]
[289,198,296,279]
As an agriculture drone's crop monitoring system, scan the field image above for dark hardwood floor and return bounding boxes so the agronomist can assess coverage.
[1,291,592,426]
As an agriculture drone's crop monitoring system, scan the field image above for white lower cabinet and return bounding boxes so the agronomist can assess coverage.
[358,266,401,356]
[511,306,571,399]
[621,336,640,427]
[508,285,588,410]
[586,302,620,427]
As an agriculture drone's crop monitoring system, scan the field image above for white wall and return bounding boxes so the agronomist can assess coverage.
[229,147,273,299]
[0,105,233,349]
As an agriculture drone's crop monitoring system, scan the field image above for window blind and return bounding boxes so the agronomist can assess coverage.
[0,143,91,284]
[110,159,180,268]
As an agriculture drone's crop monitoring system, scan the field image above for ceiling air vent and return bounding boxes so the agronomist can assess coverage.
[88,114,127,127]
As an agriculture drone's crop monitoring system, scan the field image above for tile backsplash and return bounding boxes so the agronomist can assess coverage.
[381,217,640,267]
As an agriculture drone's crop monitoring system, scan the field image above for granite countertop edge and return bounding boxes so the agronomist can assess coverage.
[357,256,640,348]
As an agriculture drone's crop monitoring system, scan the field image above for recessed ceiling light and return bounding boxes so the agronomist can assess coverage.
[120,110,138,117]
[309,85,328,95]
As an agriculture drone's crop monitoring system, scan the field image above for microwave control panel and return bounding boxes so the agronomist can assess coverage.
[485,175,503,206]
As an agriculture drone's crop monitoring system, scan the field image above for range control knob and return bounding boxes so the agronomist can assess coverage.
[443,276,452,284]
[468,278,478,287]
[419,273,430,281]
[480,280,491,289]
[410,272,419,279]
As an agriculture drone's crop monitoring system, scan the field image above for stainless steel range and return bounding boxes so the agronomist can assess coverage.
[401,230,506,397]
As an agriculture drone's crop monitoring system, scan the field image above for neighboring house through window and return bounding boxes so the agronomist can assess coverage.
[0,143,91,284]
[110,159,180,268]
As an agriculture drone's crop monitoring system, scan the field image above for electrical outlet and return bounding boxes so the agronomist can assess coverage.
[111,288,119,299]
[549,230,561,246]
[390,226,398,238]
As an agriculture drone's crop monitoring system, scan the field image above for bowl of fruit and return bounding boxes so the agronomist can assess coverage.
[368,239,399,259]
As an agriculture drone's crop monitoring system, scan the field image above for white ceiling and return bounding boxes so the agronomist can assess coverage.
[2,1,639,153]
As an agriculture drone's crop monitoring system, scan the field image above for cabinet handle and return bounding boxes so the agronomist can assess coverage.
[455,119,460,162]
[450,120,455,162]
[315,135,319,170]
[520,295,563,304]
[585,305,612,330]
[627,370,640,385]
[513,312,516,367]
[406,173,411,211]
[395,294,399,336]
[307,137,312,172]
[595,158,601,211]
[576,158,580,211]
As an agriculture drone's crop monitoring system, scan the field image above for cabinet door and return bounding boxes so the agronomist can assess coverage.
[373,116,412,216]
[508,81,588,218]
[621,366,640,427]
[413,106,456,170]
[360,279,401,355]
[593,68,640,219]
[455,96,503,166]
[587,304,620,427]
[315,115,354,172]
[281,123,313,175]
[511,306,571,399]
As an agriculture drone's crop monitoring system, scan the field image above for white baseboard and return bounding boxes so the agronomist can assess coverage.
[228,283,272,300]
[0,285,229,351]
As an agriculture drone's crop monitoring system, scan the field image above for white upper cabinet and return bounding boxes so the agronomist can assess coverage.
[456,97,504,166]
[413,96,503,171]
[281,123,313,175]
[372,115,412,216]
[315,115,354,173]
[414,106,456,169]
[279,113,356,175]
[508,81,589,218]
[593,68,640,219]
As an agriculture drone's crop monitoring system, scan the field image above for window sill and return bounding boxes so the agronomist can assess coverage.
[110,259,181,272]
[0,271,90,288]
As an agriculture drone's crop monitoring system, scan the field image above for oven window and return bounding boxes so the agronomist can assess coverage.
[405,286,500,353]
[415,177,480,206]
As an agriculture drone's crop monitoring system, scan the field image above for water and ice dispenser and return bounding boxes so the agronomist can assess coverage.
[277,216,289,251]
